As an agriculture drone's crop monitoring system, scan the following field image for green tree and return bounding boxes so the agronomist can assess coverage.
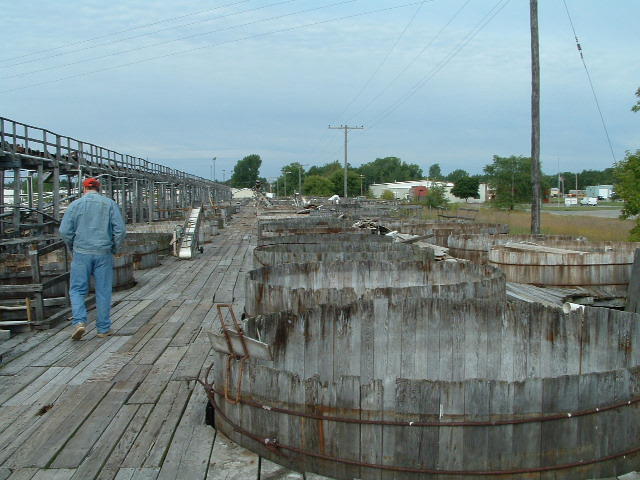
[632,87,640,113]
[358,157,422,184]
[276,166,298,196]
[307,161,343,178]
[303,175,334,196]
[446,169,469,184]
[229,154,262,188]
[428,163,443,180]
[277,162,306,194]
[381,189,395,200]
[420,184,448,209]
[484,155,534,209]
[576,168,615,188]
[451,176,480,202]
[328,168,361,197]
[614,150,640,240]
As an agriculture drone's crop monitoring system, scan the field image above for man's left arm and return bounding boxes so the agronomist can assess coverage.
[110,202,126,253]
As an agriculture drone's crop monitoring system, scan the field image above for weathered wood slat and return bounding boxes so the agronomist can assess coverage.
[122,381,190,468]
[94,404,154,480]
[52,380,138,468]
[29,470,76,480]
[0,385,68,465]
[0,367,48,405]
[127,346,187,404]
[70,404,140,480]
[8,382,112,468]
[4,468,39,480]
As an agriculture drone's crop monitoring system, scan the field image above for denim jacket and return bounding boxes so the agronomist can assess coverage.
[59,191,126,255]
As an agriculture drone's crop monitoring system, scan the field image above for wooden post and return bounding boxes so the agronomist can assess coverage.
[0,170,4,236]
[53,135,61,221]
[13,167,21,233]
[37,162,44,227]
[147,179,154,222]
[530,0,542,234]
[120,177,126,222]
[29,245,45,323]
[132,179,138,224]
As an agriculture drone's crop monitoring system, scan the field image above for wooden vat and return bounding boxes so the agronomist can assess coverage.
[257,218,356,240]
[448,234,576,264]
[244,260,505,316]
[257,232,391,247]
[210,299,640,479]
[488,240,640,293]
[121,239,159,270]
[371,220,509,246]
[252,241,432,268]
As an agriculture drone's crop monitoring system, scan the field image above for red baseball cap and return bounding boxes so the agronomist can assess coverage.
[83,177,100,189]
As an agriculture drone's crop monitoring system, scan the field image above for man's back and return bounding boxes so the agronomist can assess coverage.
[60,192,126,255]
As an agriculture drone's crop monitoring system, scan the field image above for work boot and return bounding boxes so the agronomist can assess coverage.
[96,330,113,338]
[71,323,86,341]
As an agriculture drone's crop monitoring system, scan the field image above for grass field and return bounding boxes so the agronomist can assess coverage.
[475,208,634,241]
[411,205,633,241]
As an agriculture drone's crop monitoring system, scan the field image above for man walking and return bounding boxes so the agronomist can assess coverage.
[59,177,126,340]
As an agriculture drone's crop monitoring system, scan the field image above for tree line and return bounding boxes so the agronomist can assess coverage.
[225,153,616,202]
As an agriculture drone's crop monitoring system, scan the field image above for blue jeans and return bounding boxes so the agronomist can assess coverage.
[70,252,114,333]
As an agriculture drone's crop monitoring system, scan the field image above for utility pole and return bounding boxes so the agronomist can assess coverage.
[297,164,307,194]
[211,156,217,205]
[329,125,364,198]
[359,174,365,196]
[284,170,291,197]
[530,0,542,234]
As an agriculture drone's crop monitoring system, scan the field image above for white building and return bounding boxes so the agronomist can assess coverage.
[369,180,488,203]
[231,188,254,199]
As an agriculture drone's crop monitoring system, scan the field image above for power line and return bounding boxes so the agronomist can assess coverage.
[1,1,424,95]
[1,0,291,70]
[2,0,330,80]
[309,0,473,165]
[346,0,473,124]
[321,0,507,167]
[368,0,511,129]
[0,0,254,63]
[307,0,432,165]
[561,0,617,164]
[333,1,430,122]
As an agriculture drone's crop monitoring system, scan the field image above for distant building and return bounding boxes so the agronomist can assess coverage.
[410,186,429,199]
[586,185,614,200]
[231,188,254,199]
[369,180,488,203]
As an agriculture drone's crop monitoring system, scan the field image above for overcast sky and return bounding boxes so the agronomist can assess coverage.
[2,0,638,181]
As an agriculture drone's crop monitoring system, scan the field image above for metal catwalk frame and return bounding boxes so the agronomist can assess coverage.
[0,116,231,240]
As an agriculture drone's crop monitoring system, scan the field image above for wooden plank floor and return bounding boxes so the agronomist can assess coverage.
[0,208,320,480]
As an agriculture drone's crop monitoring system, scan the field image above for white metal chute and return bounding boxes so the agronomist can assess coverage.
[178,207,202,259]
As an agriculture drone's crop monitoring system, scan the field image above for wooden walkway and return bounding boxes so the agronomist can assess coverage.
[0,208,312,480]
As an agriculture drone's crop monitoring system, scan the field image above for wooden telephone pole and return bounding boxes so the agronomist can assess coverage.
[328,125,363,198]
[530,0,542,234]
